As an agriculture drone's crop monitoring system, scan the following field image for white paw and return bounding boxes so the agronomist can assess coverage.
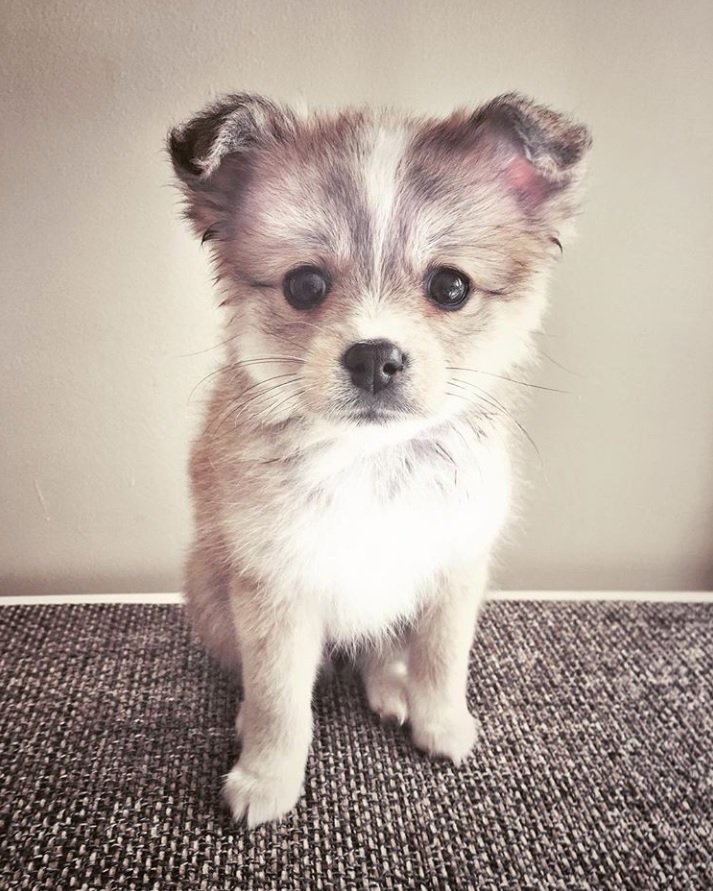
[410,707,478,764]
[223,762,303,827]
[364,661,409,725]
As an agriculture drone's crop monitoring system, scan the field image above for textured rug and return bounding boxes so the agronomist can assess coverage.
[0,601,711,890]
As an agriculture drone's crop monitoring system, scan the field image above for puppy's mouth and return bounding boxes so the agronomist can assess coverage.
[338,394,417,425]
[346,407,403,424]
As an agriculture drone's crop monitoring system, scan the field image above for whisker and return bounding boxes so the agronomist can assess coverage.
[188,361,304,405]
[539,351,586,379]
[279,335,316,353]
[256,387,308,426]
[210,376,300,435]
[229,377,302,427]
[448,379,542,465]
[177,331,243,357]
[446,366,569,394]
[287,318,332,336]
[228,355,307,367]
[445,389,483,408]
[451,421,474,451]
[187,363,234,404]
[234,371,299,401]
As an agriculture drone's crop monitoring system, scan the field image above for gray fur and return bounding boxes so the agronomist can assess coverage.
[168,92,591,827]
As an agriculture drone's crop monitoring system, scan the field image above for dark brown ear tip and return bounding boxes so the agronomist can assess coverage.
[549,120,593,169]
[167,125,205,178]
[167,92,296,184]
[570,123,593,161]
[558,114,593,154]
[474,91,592,170]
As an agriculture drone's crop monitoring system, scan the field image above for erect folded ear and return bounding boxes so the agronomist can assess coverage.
[167,93,297,239]
[470,92,592,225]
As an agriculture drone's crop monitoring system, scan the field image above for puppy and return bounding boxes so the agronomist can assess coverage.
[168,92,590,826]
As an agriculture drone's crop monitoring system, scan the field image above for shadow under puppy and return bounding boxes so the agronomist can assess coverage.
[168,92,590,826]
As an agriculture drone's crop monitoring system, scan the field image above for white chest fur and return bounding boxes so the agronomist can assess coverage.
[227,424,511,642]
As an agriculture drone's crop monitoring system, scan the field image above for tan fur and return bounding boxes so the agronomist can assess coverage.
[168,92,591,826]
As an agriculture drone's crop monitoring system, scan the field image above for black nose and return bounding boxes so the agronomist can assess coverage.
[342,340,405,394]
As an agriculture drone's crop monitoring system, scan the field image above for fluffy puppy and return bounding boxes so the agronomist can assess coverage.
[168,92,590,826]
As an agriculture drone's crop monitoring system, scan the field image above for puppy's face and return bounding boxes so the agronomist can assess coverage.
[170,95,590,432]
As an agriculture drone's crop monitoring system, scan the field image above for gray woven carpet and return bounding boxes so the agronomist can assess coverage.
[0,601,711,890]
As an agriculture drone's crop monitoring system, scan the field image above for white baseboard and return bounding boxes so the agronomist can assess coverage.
[0,591,711,606]
[0,593,185,606]
[488,590,713,603]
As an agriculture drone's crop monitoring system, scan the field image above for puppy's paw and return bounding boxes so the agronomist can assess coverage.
[409,706,478,764]
[223,762,303,827]
[363,660,409,725]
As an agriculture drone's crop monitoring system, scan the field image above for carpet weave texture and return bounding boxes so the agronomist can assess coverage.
[0,601,711,890]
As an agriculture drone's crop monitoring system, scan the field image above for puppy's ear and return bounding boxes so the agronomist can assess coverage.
[470,92,592,224]
[168,93,296,238]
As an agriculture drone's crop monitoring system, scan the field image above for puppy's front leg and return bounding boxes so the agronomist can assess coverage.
[224,580,322,827]
[407,561,488,764]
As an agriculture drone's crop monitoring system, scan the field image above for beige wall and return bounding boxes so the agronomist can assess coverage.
[2,0,712,595]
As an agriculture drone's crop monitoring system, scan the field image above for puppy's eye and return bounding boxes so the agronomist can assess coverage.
[426,267,471,310]
[283,266,330,310]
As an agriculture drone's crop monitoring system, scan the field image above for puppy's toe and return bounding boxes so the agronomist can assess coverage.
[410,708,478,764]
[223,762,302,827]
[364,664,409,725]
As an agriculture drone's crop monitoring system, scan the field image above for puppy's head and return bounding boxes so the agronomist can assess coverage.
[169,93,590,433]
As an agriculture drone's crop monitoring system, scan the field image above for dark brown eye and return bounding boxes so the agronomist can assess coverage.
[426,267,471,310]
[283,266,330,310]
